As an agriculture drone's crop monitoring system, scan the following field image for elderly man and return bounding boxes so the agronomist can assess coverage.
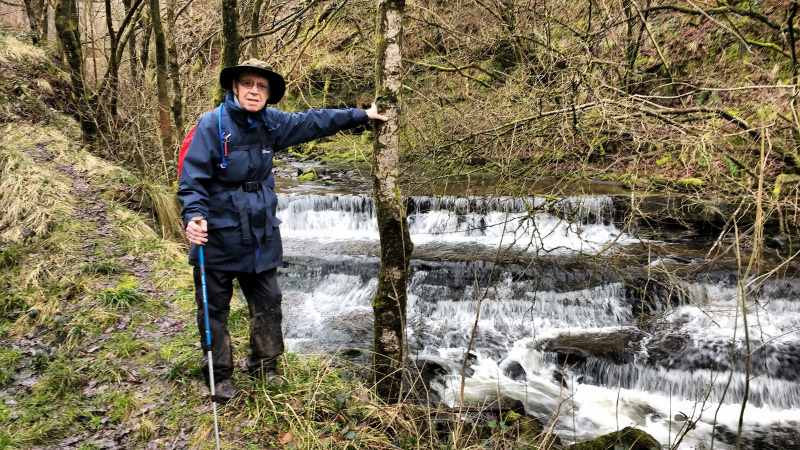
[178,59,386,402]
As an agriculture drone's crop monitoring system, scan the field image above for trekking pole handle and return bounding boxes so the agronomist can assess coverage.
[192,216,211,347]
[192,215,220,449]
[191,216,207,247]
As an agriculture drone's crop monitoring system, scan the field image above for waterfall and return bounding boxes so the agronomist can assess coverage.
[277,193,630,254]
[273,192,800,448]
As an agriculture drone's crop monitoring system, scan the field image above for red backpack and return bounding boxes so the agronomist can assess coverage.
[177,104,232,179]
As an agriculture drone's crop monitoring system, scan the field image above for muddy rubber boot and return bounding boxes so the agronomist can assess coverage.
[249,361,287,386]
[211,379,238,404]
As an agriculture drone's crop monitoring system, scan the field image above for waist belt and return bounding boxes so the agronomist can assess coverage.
[243,181,261,192]
[209,172,275,194]
[209,172,276,244]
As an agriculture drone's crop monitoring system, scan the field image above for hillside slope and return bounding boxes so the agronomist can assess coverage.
[0,32,558,450]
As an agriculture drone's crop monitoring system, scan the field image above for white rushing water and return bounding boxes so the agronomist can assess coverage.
[277,193,633,254]
[272,193,800,449]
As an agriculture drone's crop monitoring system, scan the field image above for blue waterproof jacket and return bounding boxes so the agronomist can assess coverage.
[178,94,368,272]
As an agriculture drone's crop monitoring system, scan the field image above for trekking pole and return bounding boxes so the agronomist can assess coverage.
[193,217,221,450]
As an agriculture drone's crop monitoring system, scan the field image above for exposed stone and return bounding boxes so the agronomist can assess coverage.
[569,426,660,450]
[535,327,645,365]
[502,360,526,381]
[297,167,318,181]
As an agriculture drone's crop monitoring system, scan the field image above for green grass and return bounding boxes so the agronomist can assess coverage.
[3,354,87,446]
[76,258,125,275]
[35,355,84,397]
[0,244,25,268]
[107,332,154,359]
[100,389,140,424]
[93,286,147,308]
[0,348,19,387]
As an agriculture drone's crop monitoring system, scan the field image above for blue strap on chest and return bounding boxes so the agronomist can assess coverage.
[218,104,232,169]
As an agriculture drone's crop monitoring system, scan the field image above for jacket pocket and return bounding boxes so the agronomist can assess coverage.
[207,217,238,229]
[206,190,237,227]
[204,221,246,267]
[216,144,260,184]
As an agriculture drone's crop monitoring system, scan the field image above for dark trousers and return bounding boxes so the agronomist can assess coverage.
[193,267,284,384]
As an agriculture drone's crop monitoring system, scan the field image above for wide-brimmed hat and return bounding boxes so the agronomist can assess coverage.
[220,59,286,104]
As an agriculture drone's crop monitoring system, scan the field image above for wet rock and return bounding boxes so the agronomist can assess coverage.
[570,426,660,450]
[611,194,726,228]
[463,352,478,377]
[502,360,526,381]
[405,359,448,407]
[536,327,644,365]
[644,333,690,366]
[297,167,318,181]
[496,396,526,416]
[714,423,800,450]
[623,274,688,317]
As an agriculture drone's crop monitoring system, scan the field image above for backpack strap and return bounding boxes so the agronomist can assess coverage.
[218,103,232,169]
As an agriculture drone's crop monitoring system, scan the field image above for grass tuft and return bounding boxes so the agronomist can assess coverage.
[35,355,84,398]
[0,244,25,268]
[0,348,20,387]
[76,259,125,275]
[0,144,73,243]
[0,34,47,64]
[94,286,148,308]
[141,180,184,240]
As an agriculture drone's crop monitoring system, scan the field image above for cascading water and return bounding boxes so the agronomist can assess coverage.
[273,192,800,449]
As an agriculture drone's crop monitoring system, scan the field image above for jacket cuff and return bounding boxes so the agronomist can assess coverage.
[183,212,207,229]
[351,108,369,124]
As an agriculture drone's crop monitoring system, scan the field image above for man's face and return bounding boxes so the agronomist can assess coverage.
[233,71,270,112]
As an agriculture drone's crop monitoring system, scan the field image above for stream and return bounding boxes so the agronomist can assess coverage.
[269,171,800,449]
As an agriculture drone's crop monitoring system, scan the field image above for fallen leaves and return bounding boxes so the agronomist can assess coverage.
[279,429,301,448]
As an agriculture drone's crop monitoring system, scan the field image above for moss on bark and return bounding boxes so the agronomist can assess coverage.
[371,0,410,403]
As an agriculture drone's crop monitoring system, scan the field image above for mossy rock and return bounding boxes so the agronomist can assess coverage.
[503,410,540,437]
[320,150,366,164]
[773,174,800,197]
[569,427,660,450]
[297,167,318,181]
[676,177,706,191]
[655,154,672,167]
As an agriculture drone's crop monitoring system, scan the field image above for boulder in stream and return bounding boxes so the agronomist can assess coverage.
[535,327,645,365]
[569,426,660,450]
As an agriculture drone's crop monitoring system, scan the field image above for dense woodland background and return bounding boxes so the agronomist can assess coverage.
[4,0,800,198]
[1,0,800,448]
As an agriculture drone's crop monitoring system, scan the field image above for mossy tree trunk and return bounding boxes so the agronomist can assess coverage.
[248,0,266,58]
[122,0,139,83]
[23,0,48,45]
[139,11,152,70]
[371,0,412,403]
[41,3,49,43]
[217,0,242,105]
[55,0,97,143]
[150,0,173,157]
[166,0,184,142]
[622,0,642,93]
[99,0,143,123]
[104,0,120,119]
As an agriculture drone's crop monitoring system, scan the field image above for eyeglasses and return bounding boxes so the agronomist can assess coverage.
[237,79,269,94]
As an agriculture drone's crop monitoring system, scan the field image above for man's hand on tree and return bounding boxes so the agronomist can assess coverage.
[365,103,388,121]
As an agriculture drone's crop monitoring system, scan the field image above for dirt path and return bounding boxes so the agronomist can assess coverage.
[4,143,203,449]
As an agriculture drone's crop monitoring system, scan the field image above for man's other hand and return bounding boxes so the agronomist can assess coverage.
[186,219,208,246]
